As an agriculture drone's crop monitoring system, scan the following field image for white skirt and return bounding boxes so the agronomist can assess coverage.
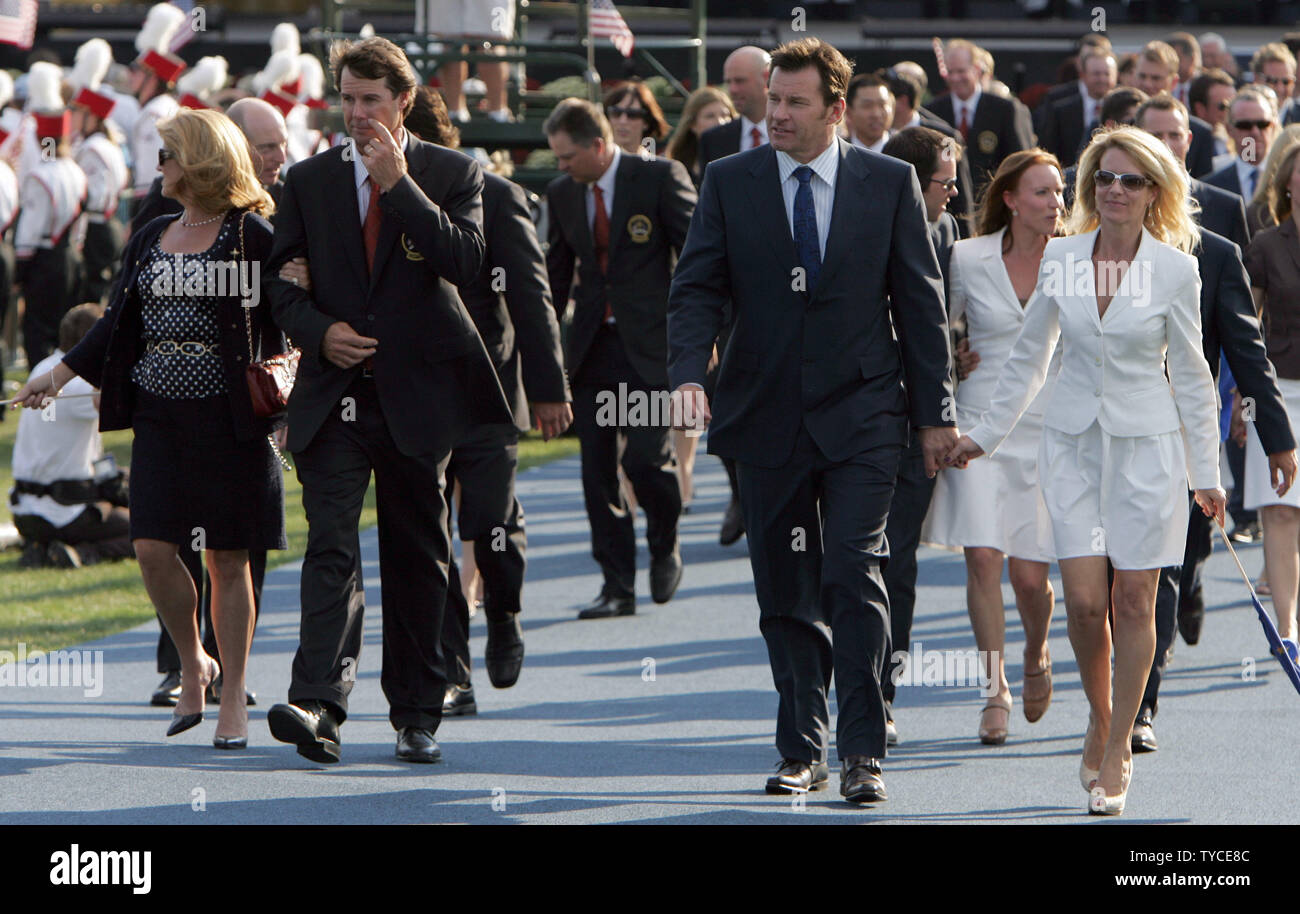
[1244,377,1300,510]
[923,409,1055,562]
[1040,420,1189,570]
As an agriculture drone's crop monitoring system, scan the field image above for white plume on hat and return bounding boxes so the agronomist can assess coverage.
[253,49,301,95]
[177,56,228,98]
[72,38,114,91]
[136,2,187,56]
[359,23,375,39]
[28,61,63,113]
[271,22,300,56]
[0,71,13,110]
[297,53,325,100]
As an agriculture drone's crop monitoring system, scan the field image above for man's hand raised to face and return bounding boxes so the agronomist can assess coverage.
[359,119,408,192]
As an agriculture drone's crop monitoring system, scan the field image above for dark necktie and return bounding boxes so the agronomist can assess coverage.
[958,104,970,142]
[592,184,613,321]
[751,125,762,149]
[363,177,382,273]
[1245,166,1258,198]
[792,165,820,294]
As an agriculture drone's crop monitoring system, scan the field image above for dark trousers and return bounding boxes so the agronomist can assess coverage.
[80,219,124,305]
[20,242,81,369]
[155,548,268,673]
[572,326,681,597]
[289,376,451,731]
[736,422,900,763]
[1144,498,1214,718]
[881,436,938,708]
[439,422,526,687]
[13,502,133,561]
[1225,437,1255,528]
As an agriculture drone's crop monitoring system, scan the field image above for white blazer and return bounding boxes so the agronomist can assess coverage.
[968,227,1221,490]
[950,227,1060,423]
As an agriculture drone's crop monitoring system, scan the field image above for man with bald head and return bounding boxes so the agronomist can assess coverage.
[698,45,771,171]
[226,97,289,203]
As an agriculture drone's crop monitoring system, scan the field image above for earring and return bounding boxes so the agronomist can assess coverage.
[1012,209,1018,216]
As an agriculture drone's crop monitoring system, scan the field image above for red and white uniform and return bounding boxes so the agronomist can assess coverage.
[75,132,130,219]
[130,93,177,195]
[15,158,87,258]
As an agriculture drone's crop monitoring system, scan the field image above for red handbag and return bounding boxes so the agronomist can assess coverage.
[236,211,300,417]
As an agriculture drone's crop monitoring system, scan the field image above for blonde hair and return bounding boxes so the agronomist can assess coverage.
[1068,125,1197,253]
[665,86,737,173]
[157,107,274,217]
[1251,123,1300,225]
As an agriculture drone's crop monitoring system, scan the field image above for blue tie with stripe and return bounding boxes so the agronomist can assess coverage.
[793,165,820,293]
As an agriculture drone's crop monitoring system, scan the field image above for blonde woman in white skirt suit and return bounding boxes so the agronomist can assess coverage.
[923,149,1065,746]
[946,126,1226,816]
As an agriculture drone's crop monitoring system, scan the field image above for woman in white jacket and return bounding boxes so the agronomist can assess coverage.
[924,149,1064,746]
[946,127,1226,815]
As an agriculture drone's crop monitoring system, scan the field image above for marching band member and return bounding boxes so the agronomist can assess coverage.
[129,2,187,205]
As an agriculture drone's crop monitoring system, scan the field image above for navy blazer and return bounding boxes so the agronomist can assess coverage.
[1196,227,1296,454]
[668,139,955,468]
[63,209,286,442]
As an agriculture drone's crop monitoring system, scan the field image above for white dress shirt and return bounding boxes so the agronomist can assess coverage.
[1234,156,1261,199]
[353,126,411,223]
[739,115,768,150]
[953,85,983,130]
[851,131,890,153]
[776,140,838,259]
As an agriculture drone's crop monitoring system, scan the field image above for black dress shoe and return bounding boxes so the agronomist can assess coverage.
[886,717,900,747]
[840,756,887,804]
[207,674,258,707]
[1177,596,1205,647]
[765,759,829,794]
[719,498,745,546]
[395,727,442,763]
[485,614,525,688]
[1230,520,1261,544]
[1131,708,1158,753]
[151,671,182,707]
[650,549,683,604]
[577,592,636,619]
[442,683,477,716]
[267,700,342,763]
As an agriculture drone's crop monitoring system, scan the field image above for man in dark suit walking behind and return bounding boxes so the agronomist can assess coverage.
[669,38,958,804]
[263,37,512,765]
[545,99,696,619]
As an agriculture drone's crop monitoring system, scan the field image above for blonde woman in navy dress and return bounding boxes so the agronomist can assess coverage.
[946,126,1225,815]
[923,150,1064,746]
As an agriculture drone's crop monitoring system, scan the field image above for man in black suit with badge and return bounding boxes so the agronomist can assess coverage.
[545,98,696,619]
[669,38,957,804]
[263,37,512,765]
[928,39,1034,197]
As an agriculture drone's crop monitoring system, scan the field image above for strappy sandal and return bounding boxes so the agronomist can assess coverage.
[979,695,1012,745]
[1022,648,1052,723]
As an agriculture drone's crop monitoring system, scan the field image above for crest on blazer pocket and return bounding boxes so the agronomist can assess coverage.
[977,130,997,154]
[401,233,424,261]
[627,214,653,243]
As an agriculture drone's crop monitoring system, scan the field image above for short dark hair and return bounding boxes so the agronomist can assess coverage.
[881,125,960,187]
[404,85,461,148]
[878,67,920,109]
[59,303,104,353]
[329,37,417,119]
[1100,86,1148,125]
[846,73,890,108]
[1188,68,1236,112]
[769,37,854,108]
[543,97,613,146]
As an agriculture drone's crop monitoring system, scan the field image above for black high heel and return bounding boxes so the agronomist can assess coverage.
[166,657,218,738]
[212,735,247,750]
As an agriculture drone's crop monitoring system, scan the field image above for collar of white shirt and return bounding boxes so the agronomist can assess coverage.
[1235,156,1259,192]
[353,125,411,191]
[956,85,982,123]
[851,131,889,153]
[776,139,839,192]
[740,115,769,149]
[591,144,622,200]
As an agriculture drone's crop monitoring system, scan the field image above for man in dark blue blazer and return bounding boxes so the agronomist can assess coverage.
[263,38,513,766]
[1202,87,1279,207]
[668,39,957,803]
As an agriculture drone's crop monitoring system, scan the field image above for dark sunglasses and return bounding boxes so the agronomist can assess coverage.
[158,148,177,166]
[1261,75,1295,87]
[1234,119,1273,131]
[1094,169,1152,190]
[606,106,650,121]
[929,177,959,191]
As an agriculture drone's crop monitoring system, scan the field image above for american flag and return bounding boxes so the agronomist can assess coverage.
[0,0,37,50]
[590,0,634,59]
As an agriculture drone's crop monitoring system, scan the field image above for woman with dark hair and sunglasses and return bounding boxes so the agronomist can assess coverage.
[946,126,1225,816]
[12,108,288,751]
[603,80,670,156]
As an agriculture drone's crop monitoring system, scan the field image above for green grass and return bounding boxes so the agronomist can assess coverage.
[0,374,579,654]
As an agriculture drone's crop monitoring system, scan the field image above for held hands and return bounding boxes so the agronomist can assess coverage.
[919,426,962,478]
[9,362,75,410]
[358,120,407,193]
[671,384,712,433]
[322,322,378,370]
[1194,486,1228,526]
[955,338,980,382]
[942,434,985,471]
[279,258,312,293]
[1269,450,1298,498]
[532,402,573,441]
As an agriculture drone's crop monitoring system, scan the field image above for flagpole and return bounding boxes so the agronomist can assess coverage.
[585,0,598,102]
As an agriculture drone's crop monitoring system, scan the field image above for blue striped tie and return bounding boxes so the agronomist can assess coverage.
[793,165,820,293]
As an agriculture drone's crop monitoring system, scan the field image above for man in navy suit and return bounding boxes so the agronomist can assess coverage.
[668,38,957,804]
[1039,47,1117,168]
[698,45,770,172]
[1203,87,1279,205]
[1135,41,1217,178]
[263,38,512,765]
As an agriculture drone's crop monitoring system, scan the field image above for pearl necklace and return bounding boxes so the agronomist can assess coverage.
[180,210,226,227]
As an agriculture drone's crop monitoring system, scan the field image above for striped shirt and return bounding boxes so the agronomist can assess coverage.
[775,140,839,259]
